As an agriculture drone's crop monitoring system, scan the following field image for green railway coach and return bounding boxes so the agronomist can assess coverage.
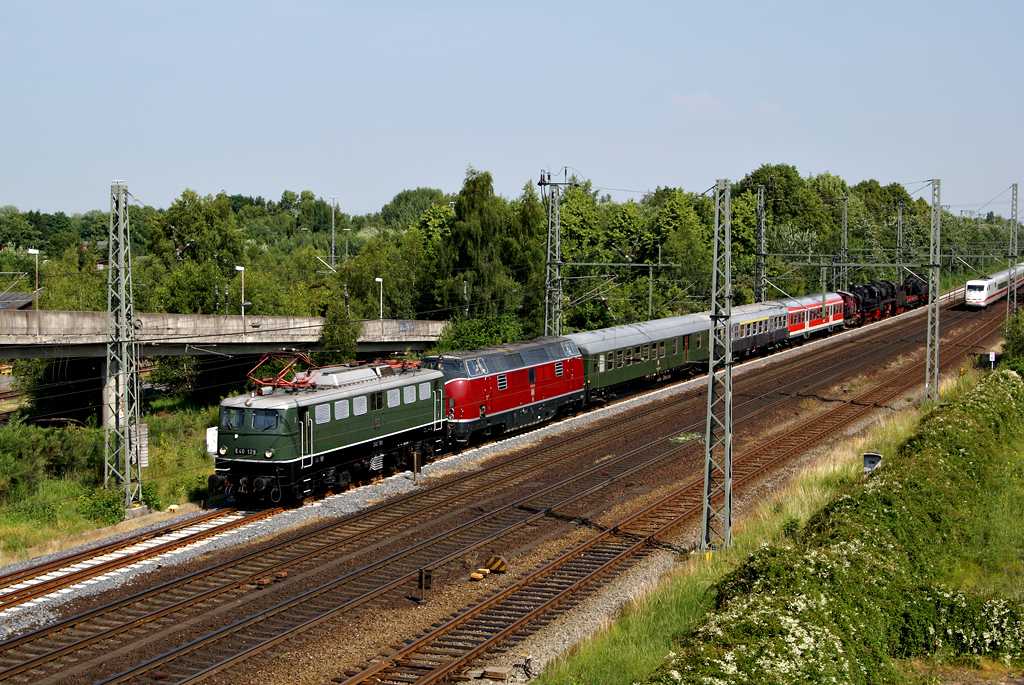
[565,313,711,403]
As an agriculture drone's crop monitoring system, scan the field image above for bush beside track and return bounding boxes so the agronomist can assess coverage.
[641,370,1024,684]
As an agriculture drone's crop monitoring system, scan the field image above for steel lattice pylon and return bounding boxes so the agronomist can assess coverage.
[1010,183,1018,316]
[540,171,565,337]
[702,179,733,551]
[924,180,941,405]
[104,183,143,507]
[754,185,766,303]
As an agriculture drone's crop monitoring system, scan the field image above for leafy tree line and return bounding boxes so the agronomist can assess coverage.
[1,164,1018,385]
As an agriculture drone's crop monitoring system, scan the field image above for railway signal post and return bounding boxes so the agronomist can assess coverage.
[702,179,733,551]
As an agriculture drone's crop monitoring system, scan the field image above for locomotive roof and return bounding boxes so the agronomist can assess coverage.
[565,312,710,352]
[221,364,443,411]
[427,335,575,360]
[967,262,1024,284]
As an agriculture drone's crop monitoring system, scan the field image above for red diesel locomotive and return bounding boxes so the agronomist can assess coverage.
[421,337,585,444]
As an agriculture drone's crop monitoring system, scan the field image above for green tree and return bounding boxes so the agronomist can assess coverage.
[0,214,41,249]
[431,313,525,353]
[39,246,105,311]
[381,188,444,230]
[149,189,241,271]
[435,168,518,319]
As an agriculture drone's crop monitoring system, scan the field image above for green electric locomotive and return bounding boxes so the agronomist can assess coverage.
[208,353,446,502]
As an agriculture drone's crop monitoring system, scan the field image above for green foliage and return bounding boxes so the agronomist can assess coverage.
[77,487,126,526]
[315,291,361,365]
[381,187,444,230]
[150,356,200,395]
[647,371,1024,685]
[1003,310,1024,361]
[431,313,525,353]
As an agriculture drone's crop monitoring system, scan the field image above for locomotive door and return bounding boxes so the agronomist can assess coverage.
[299,408,313,469]
[433,385,443,431]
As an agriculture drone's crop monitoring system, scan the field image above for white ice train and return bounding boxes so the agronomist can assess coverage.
[964,262,1024,309]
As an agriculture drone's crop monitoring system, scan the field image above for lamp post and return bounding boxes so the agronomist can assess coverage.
[328,196,338,269]
[26,249,39,311]
[27,249,39,337]
[375,277,384,338]
[235,265,247,331]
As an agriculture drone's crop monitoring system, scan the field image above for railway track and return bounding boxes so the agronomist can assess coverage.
[0,508,279,616]
[331,304,1006,685]
[0,297,995,684]
[55,304,988,684]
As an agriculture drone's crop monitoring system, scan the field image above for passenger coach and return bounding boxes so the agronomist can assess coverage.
[566,313,710,403]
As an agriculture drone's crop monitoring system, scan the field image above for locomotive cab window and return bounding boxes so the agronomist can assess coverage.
[221,408,244,430]
[252,409,279,431]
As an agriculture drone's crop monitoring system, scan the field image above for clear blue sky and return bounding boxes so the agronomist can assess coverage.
[2,1,1020,219]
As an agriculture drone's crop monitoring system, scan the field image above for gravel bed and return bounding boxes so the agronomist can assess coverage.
[0,312,925,648]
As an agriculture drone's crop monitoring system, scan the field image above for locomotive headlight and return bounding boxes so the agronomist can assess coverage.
[218,446,227,455]
[264,449,274,459]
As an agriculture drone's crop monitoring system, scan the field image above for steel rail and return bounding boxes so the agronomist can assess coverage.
[334,307,1006,684]
[91,306,982,684]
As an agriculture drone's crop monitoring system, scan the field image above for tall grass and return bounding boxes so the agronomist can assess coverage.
[534,371,994,685]
[0,397,218,563]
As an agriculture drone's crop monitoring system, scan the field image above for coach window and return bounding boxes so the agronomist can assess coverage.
[660,341,666,358]
[598,354,605,373]
[642,344,649,361]
[617,349,624,368]
[672,338,678,355]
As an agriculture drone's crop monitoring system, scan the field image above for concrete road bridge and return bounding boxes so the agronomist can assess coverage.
[0,310,446,360]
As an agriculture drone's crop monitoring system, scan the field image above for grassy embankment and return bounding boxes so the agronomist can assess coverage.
[537,368,1024,685]
[0,396,216,565]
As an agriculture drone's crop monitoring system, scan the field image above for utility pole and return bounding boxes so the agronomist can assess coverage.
[896,201,904,283]
[924,180,941,405]
[1010,183,1019,316]
[328,195,338,269]
[841,194,849,291]
[755,185,766,302]
[702,179,733,552]
[104,182,143,509]
[539,169,571,337]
